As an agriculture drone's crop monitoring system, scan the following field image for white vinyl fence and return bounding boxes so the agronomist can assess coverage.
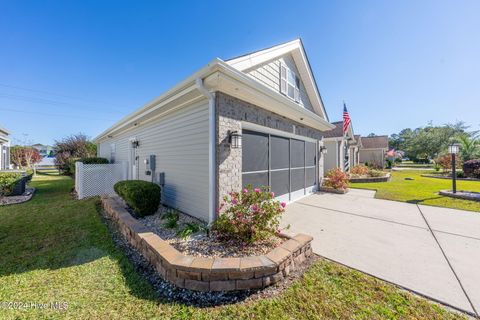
[75,161,128,199]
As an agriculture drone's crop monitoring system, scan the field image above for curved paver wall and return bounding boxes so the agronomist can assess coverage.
[102,196,314,292]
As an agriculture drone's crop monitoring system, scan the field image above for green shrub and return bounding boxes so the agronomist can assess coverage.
[81,157,109,164]
[0,172,22,196]
[463,159,480,178]
[114,180,161,217]
[213,185,286,244]
[368,169,386,177]
[162,209,179,229]
[177,223,202,239]
[68,157,109,176]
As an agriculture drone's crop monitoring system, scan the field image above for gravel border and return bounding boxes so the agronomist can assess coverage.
[98,205,319,307]
[0,187,35,206]
[139,206,284,258]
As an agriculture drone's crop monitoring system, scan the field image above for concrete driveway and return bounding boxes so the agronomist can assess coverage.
[282,189,480,316]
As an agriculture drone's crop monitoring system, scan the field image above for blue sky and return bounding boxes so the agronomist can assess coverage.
[1,0,479,145]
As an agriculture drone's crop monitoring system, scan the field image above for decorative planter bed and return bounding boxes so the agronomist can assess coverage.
[439,190,480,202]
[319,186,349,194]
[349,173,391,183]
[102,196,313,292]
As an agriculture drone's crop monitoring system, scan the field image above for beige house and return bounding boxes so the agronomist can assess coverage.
[322,121,360,175]
[359,136,389,168]
[94,39,334,223]
[0,125,11,171]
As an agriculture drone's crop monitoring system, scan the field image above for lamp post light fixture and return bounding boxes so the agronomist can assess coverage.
[448,143,460,193]
[228,131,242,149]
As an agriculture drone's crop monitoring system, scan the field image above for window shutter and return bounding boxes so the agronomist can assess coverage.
[280,63,287,94]
[294,75,300,102]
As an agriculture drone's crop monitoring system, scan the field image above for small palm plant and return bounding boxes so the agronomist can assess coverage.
[458,135,480,162]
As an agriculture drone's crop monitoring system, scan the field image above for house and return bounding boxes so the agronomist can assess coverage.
[359,135,389,168]
[31,144,54,157]
[0,125,11,170]
[322,121,360,174]
[94,39,335,223]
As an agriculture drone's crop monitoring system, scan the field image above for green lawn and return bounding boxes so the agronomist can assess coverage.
[0,174,466,319]
[351,170,480,212]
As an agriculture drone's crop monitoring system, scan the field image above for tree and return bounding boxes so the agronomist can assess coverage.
[458,134,479,162]
[389,121,469,161]
[10,146,42,169]
[54,134,97,175]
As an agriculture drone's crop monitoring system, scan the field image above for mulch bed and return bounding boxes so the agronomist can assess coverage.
[139,206,284,258]
[99,205,318,307]
[0,187,35,206]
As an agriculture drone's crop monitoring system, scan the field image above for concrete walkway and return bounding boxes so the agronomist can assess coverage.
[282,189,480,316]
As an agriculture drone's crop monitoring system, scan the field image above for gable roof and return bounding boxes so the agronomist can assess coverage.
[360,136,389,149]
[94,41,335,143]
[226,39,329,121]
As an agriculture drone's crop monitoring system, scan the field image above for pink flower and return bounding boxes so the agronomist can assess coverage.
[280,202,286,208]
[251,204,259,211]
[254,188,260,193]
[231,199,238,205]
[270,191,275,197]
[243,188,248,193]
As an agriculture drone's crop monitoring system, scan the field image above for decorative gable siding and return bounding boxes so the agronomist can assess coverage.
[245,54,314,113]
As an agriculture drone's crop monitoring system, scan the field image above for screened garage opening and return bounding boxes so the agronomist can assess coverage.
[241,129,318,203]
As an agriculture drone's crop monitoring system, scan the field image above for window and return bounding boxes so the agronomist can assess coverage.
[280,63,300,102]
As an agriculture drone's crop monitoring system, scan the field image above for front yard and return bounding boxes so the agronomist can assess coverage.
[350,170,480,212]
[0,173,466,319]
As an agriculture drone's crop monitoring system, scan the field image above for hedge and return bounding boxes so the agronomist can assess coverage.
[0,172,22,197]
[114,180,161,217]
[463,159,480,179]
[69,157,109,176]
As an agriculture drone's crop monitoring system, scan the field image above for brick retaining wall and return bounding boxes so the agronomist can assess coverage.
[102,196,314,292]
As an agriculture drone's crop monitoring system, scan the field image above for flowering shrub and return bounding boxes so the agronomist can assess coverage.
[434,154,462,172]
[350,165,369,176]
[324,168,349,190]
[213,186,286,243]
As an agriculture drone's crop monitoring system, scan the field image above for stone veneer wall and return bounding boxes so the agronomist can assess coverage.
[216,92,324,213]
[102,196,314,292]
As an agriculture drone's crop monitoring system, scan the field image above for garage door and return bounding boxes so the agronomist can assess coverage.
[242,130,317,203]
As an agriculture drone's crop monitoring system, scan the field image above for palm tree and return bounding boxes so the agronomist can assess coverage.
[458,134,480,162]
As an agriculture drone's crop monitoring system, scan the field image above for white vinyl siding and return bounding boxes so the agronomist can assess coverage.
[246,54,314,112]
[98,100,210,221]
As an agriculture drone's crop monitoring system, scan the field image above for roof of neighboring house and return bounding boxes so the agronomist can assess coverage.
[322,121,357,142]
[322,121,343,138]
[360,136,389,149]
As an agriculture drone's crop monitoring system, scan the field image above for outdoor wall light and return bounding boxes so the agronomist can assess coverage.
[229,131,242,149]
[319,146,327,154]
[130,138,140,148]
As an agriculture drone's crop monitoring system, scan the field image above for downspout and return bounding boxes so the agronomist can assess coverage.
[195,78,216,225]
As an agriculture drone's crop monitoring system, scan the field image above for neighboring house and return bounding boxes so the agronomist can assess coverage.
[94,39,335,223]
[31,144,54,157]
[322,121,360,174]
[359,135,389,168]
[0,125,11,170]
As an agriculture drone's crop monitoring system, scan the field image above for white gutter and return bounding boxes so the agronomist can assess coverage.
[195,78,216,225]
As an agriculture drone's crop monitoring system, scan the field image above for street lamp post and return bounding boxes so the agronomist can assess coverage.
[448,143,460,194]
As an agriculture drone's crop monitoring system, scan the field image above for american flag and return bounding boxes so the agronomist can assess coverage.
[343,103,351,172]
[343,103,351,135]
